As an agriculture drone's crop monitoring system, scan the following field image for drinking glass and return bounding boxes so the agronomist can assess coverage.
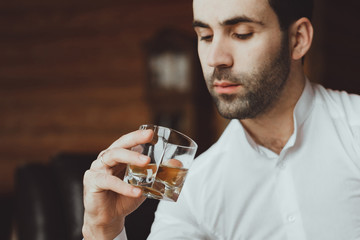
[124,124,198,202]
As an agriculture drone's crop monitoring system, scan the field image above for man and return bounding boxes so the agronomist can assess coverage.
[82,0,360,239]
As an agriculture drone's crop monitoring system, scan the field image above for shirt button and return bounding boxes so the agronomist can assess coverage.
[279,162,286,169]
[288,215,296,223]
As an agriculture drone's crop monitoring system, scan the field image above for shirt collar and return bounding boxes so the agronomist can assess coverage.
[293,78,315,130]
[277,78,315,154]
[222,78,315,158]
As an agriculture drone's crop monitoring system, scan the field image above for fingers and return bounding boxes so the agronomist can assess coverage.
[86,129,153,198]
[83,129,153,237]
[91,129,153,170]
[84,169,143,198]
[110,129,154,149]
[92,147,150,170]
[163,158,183,168]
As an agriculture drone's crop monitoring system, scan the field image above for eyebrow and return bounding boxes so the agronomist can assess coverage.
[192,20,210,29]
[192,16,265,29]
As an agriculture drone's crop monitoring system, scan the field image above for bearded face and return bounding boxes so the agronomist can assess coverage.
[204,34,291,120]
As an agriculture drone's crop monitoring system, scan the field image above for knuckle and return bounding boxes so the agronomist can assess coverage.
[83,170,91,181]
[105,149,115,160]
[83,170,94,186]
[90,159,98,169]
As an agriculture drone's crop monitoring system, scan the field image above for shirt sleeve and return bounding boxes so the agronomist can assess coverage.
[113,228,127,240]
[82,228,127,240]
[353,126,360,153]
[147,199,206,240]
[146,151,220,239]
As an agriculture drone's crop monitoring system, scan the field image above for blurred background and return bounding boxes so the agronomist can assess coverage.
[0,0,359,239]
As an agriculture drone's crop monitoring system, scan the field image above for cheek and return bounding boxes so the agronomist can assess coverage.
[231,47,256,72]
[257,33,284,57]
[197,46,211,73]
[234,38,282,70]
[197,45,207,63]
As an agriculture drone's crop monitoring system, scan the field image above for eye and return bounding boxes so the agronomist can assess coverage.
[233,33,253,40]
[199,35,213,42]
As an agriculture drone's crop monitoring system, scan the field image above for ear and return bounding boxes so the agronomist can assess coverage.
[289,17,314,60]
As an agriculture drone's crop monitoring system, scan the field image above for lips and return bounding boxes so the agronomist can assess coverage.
[213,80,242,94]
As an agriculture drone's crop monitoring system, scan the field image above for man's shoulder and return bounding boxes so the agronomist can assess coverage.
[192,137,223,167]
[313,83,360,124]
[192,120,240,166]
[313,83,360,150]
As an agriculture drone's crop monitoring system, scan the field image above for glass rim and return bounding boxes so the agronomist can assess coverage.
[140,124,198,150]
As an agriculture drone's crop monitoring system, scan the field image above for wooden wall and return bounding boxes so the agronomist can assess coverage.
[1,0,360,195]
[305,0,360,93]
[321,1,360,93]
[0,0,196,194]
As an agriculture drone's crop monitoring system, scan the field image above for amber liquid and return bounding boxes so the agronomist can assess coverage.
[127,163,188,202]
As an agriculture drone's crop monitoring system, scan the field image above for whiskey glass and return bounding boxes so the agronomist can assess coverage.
[124,124,197,202]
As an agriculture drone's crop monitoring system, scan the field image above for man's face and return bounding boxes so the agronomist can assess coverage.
[193,0,291,119]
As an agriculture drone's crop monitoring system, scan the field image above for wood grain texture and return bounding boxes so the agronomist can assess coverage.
[1,0,360,193]
[0,0,194,193]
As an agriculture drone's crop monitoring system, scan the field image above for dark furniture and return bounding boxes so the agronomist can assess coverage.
[14,152,159,240]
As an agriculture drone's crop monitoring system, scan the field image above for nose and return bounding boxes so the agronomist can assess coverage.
[206,38,233,68]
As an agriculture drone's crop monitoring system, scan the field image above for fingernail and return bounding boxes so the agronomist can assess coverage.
[132,187,141,195]
[142,129,151,136]
[139,155,149,163]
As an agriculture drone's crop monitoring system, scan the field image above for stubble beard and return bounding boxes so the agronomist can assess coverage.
[205,35,291,120]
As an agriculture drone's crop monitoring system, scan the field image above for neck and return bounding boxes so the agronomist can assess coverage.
[240,67,306,155]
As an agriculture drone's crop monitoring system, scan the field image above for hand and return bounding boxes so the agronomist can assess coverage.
[82,129,153,240]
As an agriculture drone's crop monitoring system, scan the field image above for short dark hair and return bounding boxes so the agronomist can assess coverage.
[268,0,314,30]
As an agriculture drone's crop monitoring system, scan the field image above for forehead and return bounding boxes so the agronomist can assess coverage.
[193,0,276,26]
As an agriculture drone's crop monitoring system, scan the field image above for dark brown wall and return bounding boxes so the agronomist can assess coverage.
[0,0,195,193]
[1,0,360,194]
[305,0,360,93]
[321,1,360,93]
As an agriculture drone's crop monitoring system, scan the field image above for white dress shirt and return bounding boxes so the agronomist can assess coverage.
[117,80,360,240]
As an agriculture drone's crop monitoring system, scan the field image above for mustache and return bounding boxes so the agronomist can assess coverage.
[211,68,244,84]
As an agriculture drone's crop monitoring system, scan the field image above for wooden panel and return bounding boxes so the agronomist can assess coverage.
[320,1,360,93]
[0,86,151,191]
[3,0,358,194]
[0,0,194,193]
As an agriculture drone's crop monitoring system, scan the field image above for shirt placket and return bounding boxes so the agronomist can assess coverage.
[276,155,307,240]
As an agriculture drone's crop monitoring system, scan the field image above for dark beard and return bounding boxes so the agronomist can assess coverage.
[206,35,291,120]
